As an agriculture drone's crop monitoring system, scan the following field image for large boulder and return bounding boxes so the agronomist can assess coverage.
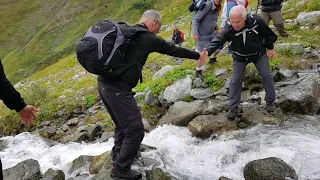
[243,157,297,180]
[160,75,193,105]
[152,65,175,80]
[277,74,320,114]
[158,100,205,126]
[3,159,42,180]
[240,103,281,125]
[188,115,238,139]
[296,11,320,25]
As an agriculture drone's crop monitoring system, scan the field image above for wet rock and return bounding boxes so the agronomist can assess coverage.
[42,168,65,180]
[89,151,113,174]
[69,155,93,174]
[158,100,205,126]
[244,157,298,180]
[3,159,42,180]
[188,115,238,139]
[146,168,171,180]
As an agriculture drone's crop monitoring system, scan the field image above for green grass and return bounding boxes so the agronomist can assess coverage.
[0,0,319,135]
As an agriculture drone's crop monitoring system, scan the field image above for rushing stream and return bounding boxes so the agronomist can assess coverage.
[0,115,319,180]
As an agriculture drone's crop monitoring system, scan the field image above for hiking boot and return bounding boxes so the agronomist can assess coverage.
[225,109,238,120]
[265,102,276,112]
[196,70,205,81]
[110,166,142,180]
[208,57,217,64]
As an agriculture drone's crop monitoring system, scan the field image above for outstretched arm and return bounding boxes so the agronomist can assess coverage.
[0,60,39,125]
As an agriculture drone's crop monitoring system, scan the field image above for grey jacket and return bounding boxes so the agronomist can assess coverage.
[192,0,219,39]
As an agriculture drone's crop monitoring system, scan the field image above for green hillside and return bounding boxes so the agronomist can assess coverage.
[0,0,191,83]
[0,0,319,135]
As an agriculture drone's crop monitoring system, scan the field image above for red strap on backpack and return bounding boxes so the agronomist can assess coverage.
[178,29,185,42]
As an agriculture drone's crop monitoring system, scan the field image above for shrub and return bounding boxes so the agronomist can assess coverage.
[84,94,97,108]
[204,74,224,91]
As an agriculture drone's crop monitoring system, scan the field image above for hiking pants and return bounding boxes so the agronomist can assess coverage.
[98,81,144,172]
[261,10,289,37]
[0,159,2,180]
[229,54,276,110]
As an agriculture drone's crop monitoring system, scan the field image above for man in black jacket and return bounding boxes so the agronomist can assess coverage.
[205,5,277,119]
[98,10,207,179]
[261,0,289,37]
[0,59,39,179]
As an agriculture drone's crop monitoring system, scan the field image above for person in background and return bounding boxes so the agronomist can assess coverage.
[261,0,289,37]
[204,5,277,119]
[0,59,40,180]
[171,25,184,46]
[192,0,222,80]
[98,10,207,180]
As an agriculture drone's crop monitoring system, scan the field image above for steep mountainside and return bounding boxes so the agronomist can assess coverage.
[0,0,190,83]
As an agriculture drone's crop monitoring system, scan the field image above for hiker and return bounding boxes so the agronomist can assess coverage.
[171,25,184,46]
[0,59,40,180]
[220,0,248,54]
[204,5,277,119]
[192,0,222,80]
[97,10,207,179]
[261,0,289,37]
[221,0,248,29]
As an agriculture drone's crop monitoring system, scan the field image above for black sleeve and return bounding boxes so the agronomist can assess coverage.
[256,16,277,50]
[0,60,26,112]
[151,34,200,60]
[205,28,230,56]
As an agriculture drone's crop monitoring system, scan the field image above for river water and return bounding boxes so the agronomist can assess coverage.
[0,115,319,180]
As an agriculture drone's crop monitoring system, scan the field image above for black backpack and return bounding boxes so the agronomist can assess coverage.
[188,0,207,12]
[76,19,146,77]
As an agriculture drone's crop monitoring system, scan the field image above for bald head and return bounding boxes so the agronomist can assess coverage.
[230,5,247,18]
[229,5,247,31]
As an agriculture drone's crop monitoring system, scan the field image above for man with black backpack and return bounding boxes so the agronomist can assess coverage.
[92,10,207,179]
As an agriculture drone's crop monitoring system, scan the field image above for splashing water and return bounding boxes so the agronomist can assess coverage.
[0,115,319,179]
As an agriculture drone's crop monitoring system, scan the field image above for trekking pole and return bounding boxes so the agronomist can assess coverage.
[256,0,260,14]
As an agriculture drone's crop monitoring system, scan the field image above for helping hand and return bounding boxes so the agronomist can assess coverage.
[267,49,276,60]
[197,48,208,65]
[18,105,40,126]
[193,35,199,41]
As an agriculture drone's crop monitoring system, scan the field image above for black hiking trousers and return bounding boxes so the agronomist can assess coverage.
[0,159,3,180]
[98,81,144,173]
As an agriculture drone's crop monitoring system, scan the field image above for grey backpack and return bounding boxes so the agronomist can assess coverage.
[76,19,146,77]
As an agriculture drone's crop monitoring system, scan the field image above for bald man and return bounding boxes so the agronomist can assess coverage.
[205,5,277,119]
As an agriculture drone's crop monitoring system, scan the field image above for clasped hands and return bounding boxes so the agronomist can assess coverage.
[197,48,208,65]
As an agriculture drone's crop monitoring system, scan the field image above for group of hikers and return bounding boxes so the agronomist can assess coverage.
[0,0,290,179]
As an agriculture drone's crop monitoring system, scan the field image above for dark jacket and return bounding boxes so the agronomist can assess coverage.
[206,14,277,62]
[0,60,26,112]
[98,24,200,88]
[261,0,283,12]
[172,29,182,44]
